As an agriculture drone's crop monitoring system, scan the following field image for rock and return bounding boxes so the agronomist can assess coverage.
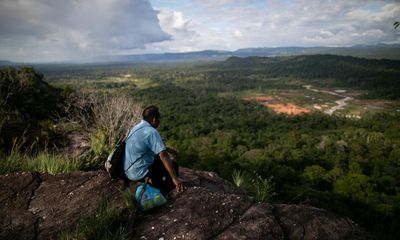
[0,168,371,240]
[0,172,40,240]
[273,204,370,240]
[0,170,125,239]
[215,203,284,239]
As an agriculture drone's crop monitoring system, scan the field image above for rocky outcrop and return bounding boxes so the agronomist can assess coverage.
[0,168,371,240]
[0,170,125,239]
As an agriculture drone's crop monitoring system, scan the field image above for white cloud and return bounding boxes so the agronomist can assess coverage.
[0,0,170,62]
[158,10,193,35]
[1,0,400,61]
[234,30,243,39]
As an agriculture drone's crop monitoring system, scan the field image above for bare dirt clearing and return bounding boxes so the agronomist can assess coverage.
[243,96,311,115]
[266,103,311,115]
[242,85,400,117]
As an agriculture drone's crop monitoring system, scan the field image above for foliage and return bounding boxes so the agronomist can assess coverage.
[219,55,400,99]
[251,175,276,202]
[2,55,400,239]
[27,151,80,174]
[0,147,80,174]
[0,147,24,174]
[122,188,137,212]
[59,201,129,240]
[66,93,142,170]
[0,67,64,152]
[114,57,400,239]
[232,169,245,188]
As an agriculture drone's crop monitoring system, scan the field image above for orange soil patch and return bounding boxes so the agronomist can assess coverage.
[243,95,311,115]
[265,103,311,115]
[243,96,274,102]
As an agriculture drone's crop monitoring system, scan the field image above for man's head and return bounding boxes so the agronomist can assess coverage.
[142,105,160,128]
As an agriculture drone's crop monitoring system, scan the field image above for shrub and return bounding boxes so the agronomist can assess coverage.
[90,94,141,147]
[64,92,141,170]
[0,67,64,152]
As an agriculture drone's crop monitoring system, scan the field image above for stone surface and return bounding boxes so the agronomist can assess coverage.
[0,170,125,239]
[0,168,372,240]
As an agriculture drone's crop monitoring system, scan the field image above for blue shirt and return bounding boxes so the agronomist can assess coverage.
[124,120,166,181]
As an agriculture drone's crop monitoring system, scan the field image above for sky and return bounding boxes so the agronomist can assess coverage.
[0,0,399,62]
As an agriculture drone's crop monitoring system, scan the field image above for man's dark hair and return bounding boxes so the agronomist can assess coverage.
[142,105,160,122]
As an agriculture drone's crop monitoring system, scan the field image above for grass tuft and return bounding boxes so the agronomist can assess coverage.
[27,151,80,174]
[59,201,129,240]
[232,169,245,188]
[251,175,277,202]
[0,149,24,174]
[0,147,80,174]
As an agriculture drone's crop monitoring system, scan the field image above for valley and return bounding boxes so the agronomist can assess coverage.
[2,54,400,239]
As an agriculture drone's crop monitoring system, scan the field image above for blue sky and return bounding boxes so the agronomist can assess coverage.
[0,0,399,62]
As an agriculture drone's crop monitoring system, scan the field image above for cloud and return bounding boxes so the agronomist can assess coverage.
[0,0,170,62]
[1,0,400,61]
[146,0,400,53]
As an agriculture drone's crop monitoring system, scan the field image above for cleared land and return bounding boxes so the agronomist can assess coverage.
[243,84,400,117]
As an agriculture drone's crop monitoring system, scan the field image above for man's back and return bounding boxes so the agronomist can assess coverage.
[124,120,166,181]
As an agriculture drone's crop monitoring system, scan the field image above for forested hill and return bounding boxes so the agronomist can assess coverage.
[220,55,400,99]
[94,44,400,62]
[0,67,65,152]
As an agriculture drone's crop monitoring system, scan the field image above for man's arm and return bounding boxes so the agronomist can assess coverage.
[159,150,184,192]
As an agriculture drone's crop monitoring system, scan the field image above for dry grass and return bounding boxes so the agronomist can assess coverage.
[90,94,141,146]
[64,92,141,146]
[62,92,142,169]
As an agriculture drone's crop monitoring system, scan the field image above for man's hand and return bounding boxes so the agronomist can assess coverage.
[166,147,178,159]
[159,150,183,192]
[172,177,184,192]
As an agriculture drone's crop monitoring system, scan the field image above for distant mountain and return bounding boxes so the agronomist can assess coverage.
[232,45,400,59]
[96,50,232,63]
[93,44,400,63]
[1,44,400,65]
[0,60,16,66]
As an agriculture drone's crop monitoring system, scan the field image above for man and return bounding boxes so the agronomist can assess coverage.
[124,105,183,194]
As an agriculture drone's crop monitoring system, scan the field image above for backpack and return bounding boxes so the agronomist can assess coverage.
[105,140,128,180]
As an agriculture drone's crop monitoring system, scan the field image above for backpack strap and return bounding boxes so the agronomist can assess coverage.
[138,177,149,201]
[123,126,150,174]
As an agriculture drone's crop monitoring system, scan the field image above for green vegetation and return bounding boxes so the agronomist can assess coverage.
[0,67,64,152]
[0,67,141,174]
[1,54,400,239]
[59,201,129,240]
[219,55,400,99]
[0,148,80,174]
[60,187,138,240]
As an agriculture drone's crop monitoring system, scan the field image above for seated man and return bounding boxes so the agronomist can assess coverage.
[124,105,183,194]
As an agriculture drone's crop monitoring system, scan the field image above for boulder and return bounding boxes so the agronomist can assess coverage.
[0,168,371,240]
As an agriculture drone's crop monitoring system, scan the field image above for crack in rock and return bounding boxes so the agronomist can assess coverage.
[27,172,42,211]
[65,172,96,197]
[271,204,289,240]
[27,172,42,240]
[210,201,256,239]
